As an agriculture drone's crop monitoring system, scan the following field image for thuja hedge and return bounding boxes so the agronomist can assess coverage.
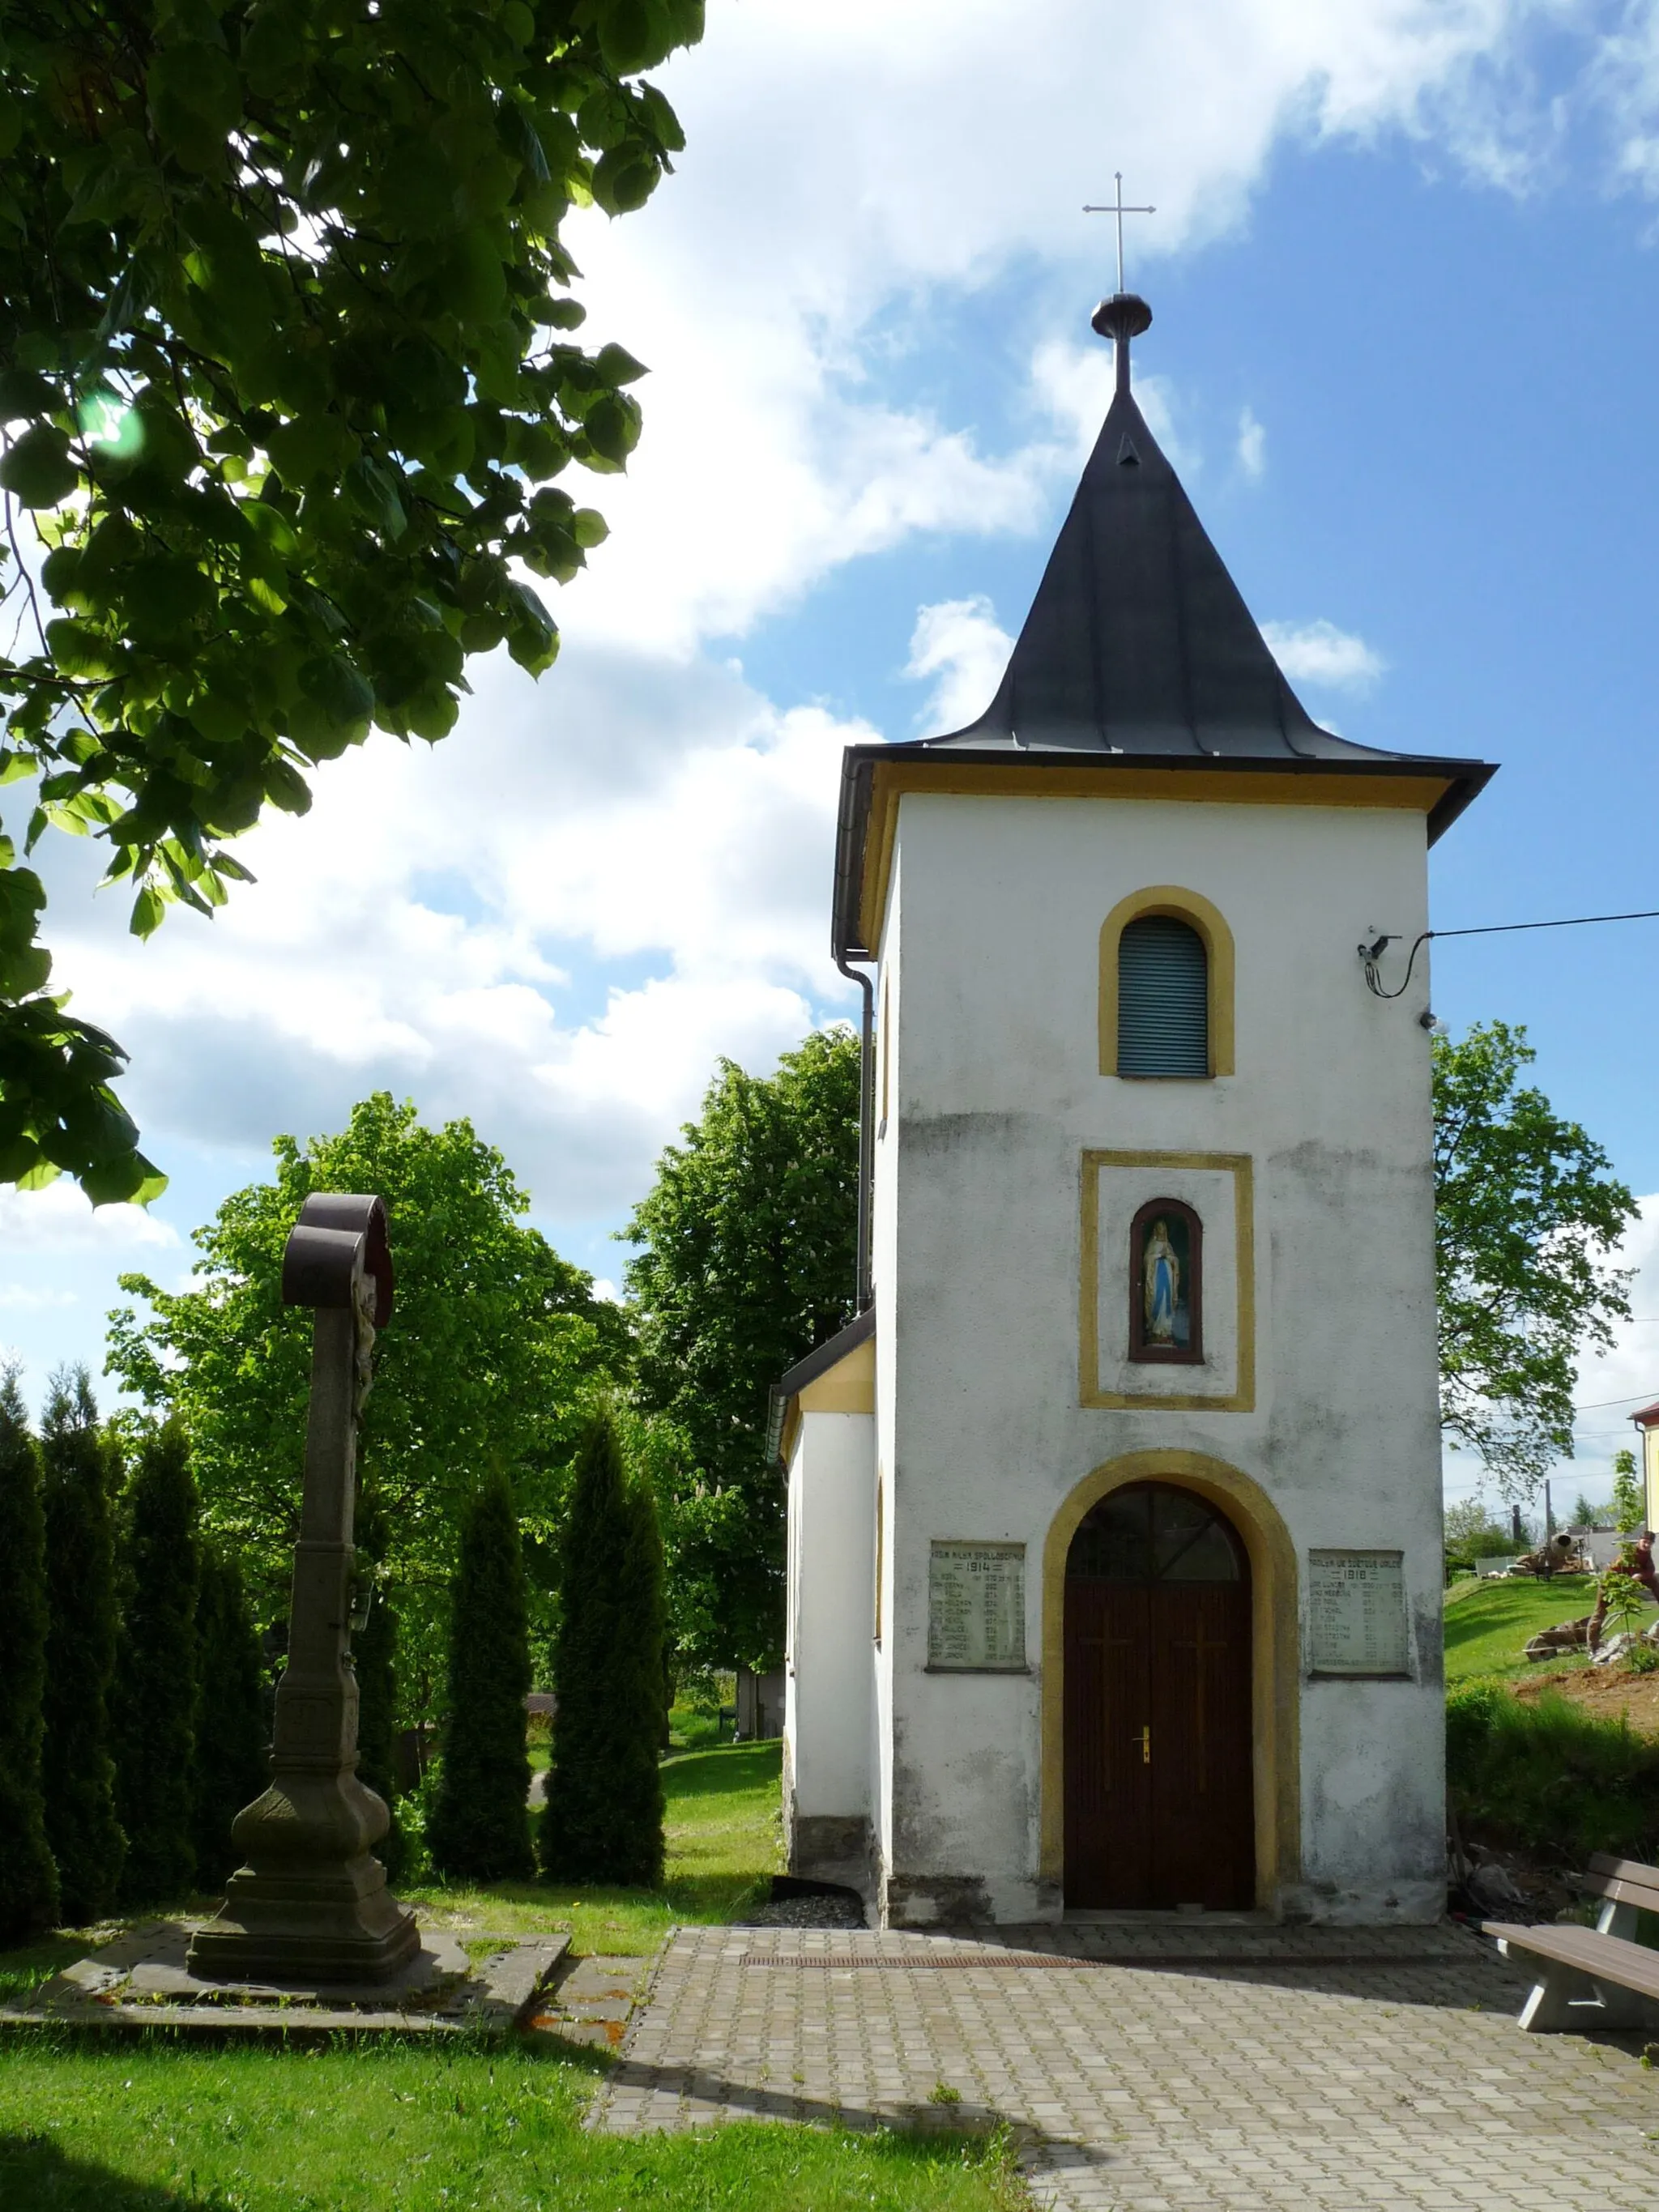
[0,1366,58,1941]
[540,1411,665,1888]
[113,1418,201,1904]
[41,1370,126,1921]
[191,1541,269,1891]
[427,1468,535,1883]
[1447,1681,1659,1862]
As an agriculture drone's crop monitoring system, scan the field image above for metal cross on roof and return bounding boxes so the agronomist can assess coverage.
[1083,173,1155,296]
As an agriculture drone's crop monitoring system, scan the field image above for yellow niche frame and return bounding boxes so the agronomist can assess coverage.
[1039,1449,1301,1910]
[1080,1149,1255,1412]
[1099,884,1235,1078]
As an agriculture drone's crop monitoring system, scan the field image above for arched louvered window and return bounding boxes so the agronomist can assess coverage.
[1117,915,1209,1077]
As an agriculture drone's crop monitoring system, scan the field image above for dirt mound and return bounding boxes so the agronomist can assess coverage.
[1510,1662,1659,1736]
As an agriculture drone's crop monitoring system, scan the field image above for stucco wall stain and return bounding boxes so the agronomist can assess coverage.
[1412,1593,1444,1686]
[1307,1748,1444,1888]
[899,1110,1043,1157]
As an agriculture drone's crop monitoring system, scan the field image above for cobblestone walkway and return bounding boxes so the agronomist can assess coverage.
[589,1923,1659,2210]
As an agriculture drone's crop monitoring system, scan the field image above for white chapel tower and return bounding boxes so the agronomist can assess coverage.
[775,285,1494,1927]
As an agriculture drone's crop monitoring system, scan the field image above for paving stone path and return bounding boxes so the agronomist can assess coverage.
[590,1923,1659,2210]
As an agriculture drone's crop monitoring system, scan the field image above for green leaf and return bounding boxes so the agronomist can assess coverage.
[299,653,375,727]
[591,150,659,217]
[594,343,649,387]
[83,1151,168,1207]
[44,620,122,679]
[263,759,313,815]
[147,42,243,173]
[597,0,674,75]
[343,455,407,540]
[0,424,79,508]
[130,885,165,940]
[582,392,641,468]
[0,367,59,420]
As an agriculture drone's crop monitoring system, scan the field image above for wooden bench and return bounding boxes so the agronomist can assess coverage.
[1485,1853,1659,2031]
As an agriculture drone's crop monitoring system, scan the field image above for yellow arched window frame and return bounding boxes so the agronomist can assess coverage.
[1098,886,1235,1079]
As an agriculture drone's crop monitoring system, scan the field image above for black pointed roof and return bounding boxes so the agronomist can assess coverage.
[831,293,1495,957]
[931,307,1366,761]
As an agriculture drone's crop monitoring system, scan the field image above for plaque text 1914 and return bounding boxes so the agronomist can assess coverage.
[928,1541,1027,1671]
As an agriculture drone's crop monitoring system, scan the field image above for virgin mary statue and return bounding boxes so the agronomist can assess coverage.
[1143,1219,1179,1346]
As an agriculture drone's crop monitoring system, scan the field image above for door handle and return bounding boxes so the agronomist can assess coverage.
[1138,1724,1150,1765]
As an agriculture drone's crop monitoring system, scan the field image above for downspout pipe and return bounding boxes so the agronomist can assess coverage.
[835,952,876,1315]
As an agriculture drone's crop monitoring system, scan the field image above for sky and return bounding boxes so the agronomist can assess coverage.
[6,0,1659,1512]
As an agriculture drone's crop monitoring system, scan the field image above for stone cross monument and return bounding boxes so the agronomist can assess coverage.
[189,1193,420,1984]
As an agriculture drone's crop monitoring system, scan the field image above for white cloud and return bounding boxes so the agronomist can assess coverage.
[1237,407,1267,479]
[1444,1195,1659,1504]
[1560,1195,1659,1455]
[36,646,865,1223]
[0,1286,78,1311]
[905,597,1014,735]
[1260,617,1388,690]
[0,1183,178,1254]
[19,0,1644,1328]
[548,0,1588,658]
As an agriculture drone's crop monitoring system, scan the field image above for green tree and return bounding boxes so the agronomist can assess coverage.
[1611,1447,1645,1535]
[190,1540,268,1893]
[106,1091,630,1703]
[1434,1022,1637,1498]
[40,1366,125,1920]
[111,1417,200,1904]
[0,0,703,1201]
[539,1410,664,1888]
[0,1363,58,1941]
[427,1468,535,1882]
[352,1485,406,1882]
[1570,1494,1601,1530]
[1443,1495,1519,1562]
[623,1027,860,1670]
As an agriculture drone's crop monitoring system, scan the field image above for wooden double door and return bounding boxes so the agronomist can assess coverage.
[1063,1484,1255,1911]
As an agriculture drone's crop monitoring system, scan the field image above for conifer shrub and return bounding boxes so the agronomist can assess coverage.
[540,1412,666,1888]
[41,1369,126,1921]
[1447,1681,1659,1861]
[353,1489,406,1881]
[112,1419,201,1905]
[0,1365,59,1942]
[427,1468,535,1882]
[191,1542,270,1892]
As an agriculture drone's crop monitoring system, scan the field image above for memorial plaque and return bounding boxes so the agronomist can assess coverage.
[928,1541,1027,1671]
[1307,1549,1410,1677]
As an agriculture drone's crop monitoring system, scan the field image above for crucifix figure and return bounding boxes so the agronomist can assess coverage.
[1083,172,1155,298]
[189,1192,419,1986]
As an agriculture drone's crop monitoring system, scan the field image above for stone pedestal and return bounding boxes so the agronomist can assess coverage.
[190,1208,418,1985]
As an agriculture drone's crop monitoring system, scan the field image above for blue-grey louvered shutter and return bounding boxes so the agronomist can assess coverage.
[1117,916,1209,1076]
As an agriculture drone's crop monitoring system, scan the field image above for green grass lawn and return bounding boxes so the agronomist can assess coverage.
[0,2042,1021,2211]
[403,1741,786,1956]
[1444,1572,1600,1683]
[0,1745,1029,2210]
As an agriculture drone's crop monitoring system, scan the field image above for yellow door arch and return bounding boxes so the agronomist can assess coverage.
[1041,1449,1299,1910]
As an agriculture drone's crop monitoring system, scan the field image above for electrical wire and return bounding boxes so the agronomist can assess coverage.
[1361,906,1659,1000]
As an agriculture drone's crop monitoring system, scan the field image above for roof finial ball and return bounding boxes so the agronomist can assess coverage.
[1084,173,1155,393]
[1090,291,1153,395]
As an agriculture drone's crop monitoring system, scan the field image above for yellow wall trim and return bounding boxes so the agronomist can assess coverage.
[1079,1149,1256,1411]
[1098,884,1235,1079]
[859,761,1448,953]
[778,1335,876,1464]
[1039,1450,1301,1908]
